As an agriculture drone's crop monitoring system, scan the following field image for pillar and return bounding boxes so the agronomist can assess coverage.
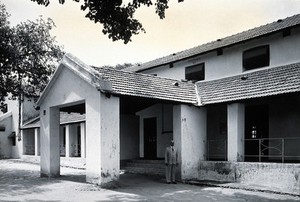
[227,103,245,162]
[80,122,86,158]
[34,128,40,156]
[173,104,207,180]
[65,124,76,157]
[40,107,60,177]
[85,93,120,186]
[65,125,71,157]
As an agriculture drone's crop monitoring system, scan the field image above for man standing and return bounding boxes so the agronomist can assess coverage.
[165,140,178,184]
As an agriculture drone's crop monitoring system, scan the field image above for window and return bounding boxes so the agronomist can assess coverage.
[185,63,205,81]
[243,45,270,71]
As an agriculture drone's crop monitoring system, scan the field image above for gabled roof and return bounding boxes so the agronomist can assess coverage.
[196,63,300,105]
[92,66,198,104]
[37,54,199,107]
[125,14,300,72]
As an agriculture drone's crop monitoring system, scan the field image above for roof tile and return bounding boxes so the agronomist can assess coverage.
[126,14,300,72]
[196,63,300,105]
[93,67,198,104]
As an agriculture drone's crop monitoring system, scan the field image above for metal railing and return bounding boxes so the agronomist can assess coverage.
[207,139,227,161]
[60,144,81,157]
[71,144,81,157]
[60,145,66,156]
[244,137,300,163]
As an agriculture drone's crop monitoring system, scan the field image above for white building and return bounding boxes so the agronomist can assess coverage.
[1,13,300,194]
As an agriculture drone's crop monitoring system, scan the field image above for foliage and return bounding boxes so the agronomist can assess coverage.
[0,3,64,109]
[0,3,13,109]
[101,63,133,70]
[30,0,184,44]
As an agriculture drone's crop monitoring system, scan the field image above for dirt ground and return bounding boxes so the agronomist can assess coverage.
[0,159,299,202]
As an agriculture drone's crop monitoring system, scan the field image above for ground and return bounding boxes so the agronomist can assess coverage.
[0,159,299,202]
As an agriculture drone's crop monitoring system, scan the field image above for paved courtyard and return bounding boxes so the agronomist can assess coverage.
[0,159,299,202]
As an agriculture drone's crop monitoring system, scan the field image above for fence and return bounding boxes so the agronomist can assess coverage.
[244,137,300,163]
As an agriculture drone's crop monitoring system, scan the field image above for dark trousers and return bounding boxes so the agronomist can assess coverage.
[166,164,176,182]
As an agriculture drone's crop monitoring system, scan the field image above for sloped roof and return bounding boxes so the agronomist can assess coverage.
[93,66,198,104]
[22,116,40,129]
[37,54,198,107]
[196,63,300,105]
[22,112,86,129]
[125,14,300,72]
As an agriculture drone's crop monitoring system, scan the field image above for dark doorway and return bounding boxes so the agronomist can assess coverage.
[77,125,81,157]
[245,104,269,162]
[144,118,157,159]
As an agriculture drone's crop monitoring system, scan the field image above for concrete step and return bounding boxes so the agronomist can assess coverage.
[125,162,165,169]
[121,159,165,176]
[122,166,165,176]
[128,159,164,164]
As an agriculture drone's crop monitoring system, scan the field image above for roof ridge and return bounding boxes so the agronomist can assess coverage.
[93,65,195,83]
[125,13,300,72]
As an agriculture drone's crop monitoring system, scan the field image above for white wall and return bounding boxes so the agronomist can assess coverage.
[141,27,300,82]
[173,105,207,180]
[0,113,12,158]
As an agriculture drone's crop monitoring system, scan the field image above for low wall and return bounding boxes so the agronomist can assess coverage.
[197,161,300,195]
[21,155,86,169]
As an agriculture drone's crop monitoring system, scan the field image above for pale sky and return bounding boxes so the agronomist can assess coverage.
[2,0,300,66]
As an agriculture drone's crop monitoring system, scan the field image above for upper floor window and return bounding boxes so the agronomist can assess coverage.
[185,63,205,82]
[243,45,270,71]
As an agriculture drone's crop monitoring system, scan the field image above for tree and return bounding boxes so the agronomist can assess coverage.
[8,17,64,100]
[0,3,64,139]
[0,3,13,109]
[30,0,184,44]
[99,63,133,70]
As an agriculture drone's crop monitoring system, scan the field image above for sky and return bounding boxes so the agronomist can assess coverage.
[2,0,300,67]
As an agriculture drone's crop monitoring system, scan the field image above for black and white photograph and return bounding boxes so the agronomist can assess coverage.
[1,0,300,201]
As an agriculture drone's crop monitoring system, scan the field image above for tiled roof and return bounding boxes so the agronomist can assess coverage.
[93,66,198,105]
[22,112,85,129]
[196,63,300,105]
[125,14,300,72]
[60,112,85,125]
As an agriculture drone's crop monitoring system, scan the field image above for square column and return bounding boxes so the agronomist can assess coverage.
[65,125,77,157]
[40,107,60,177]
[34,128,40,156]
[65,125,71,157]
[80,122,86,158]
[173,105,207,180]
[85,93,120,186]
[227,103,245,162]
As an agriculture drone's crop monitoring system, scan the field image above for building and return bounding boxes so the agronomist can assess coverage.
[1,14,300,194]
[0,97,87,168]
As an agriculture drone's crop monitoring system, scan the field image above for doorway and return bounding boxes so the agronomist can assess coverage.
[245,104,269,162]
[144,117,157,159]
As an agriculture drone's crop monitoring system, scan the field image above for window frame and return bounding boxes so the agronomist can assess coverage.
[185,63,205,82]
[243,45,270,71]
